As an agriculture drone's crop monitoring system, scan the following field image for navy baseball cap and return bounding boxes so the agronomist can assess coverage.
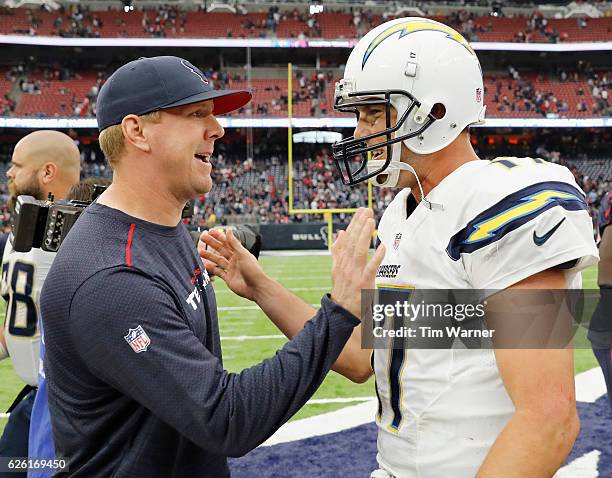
[96,56,252,131]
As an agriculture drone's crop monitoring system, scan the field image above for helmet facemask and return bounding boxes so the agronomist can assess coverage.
[332,80,437,187]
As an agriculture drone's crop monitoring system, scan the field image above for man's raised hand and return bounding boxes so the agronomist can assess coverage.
[331,208,385,319]
[199,228,268,301]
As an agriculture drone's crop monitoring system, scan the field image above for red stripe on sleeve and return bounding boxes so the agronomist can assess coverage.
[126,223,136,267]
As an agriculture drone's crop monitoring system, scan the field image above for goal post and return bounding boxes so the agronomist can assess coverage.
[286,63,373,251]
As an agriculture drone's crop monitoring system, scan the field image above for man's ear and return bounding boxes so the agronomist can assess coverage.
[40,162,57,185]
[121,115,152,154]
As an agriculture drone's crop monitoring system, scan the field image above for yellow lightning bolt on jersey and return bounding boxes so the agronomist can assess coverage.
[467,190,579,243]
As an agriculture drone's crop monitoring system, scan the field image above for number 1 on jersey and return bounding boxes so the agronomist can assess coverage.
[387,333,407,432]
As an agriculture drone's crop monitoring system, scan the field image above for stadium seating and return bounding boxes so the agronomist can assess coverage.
[483,72,606,118]
[568,158,612,180]
[14,71,98,117]
[0,69,13,113]
[0,8,610,42]
[3,67,609,119]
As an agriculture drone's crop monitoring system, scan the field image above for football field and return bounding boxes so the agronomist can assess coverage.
[0,255,601,435]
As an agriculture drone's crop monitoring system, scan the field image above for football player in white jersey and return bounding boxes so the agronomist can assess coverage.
[0,130,80,465]
[198,17,598,477]
[329,17,599,478]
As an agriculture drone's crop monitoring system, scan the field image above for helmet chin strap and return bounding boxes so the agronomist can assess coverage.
[368,143,403,188]
[367,143,443,211]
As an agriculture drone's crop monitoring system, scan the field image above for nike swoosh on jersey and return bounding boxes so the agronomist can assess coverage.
[446,181,587,261]
[533,217,566,246]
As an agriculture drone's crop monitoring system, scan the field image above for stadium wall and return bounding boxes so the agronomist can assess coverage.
[260,222,341,250]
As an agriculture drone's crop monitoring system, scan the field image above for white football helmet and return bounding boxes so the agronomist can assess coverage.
[332,17,486,187]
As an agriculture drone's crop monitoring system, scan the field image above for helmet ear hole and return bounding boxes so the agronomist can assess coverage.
[431,103,446,120]
[376,173,389,184]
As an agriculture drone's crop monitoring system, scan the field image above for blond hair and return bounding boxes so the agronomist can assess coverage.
[98,110,161,168]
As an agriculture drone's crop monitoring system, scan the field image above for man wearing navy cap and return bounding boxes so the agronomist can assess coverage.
[39,56,384,477]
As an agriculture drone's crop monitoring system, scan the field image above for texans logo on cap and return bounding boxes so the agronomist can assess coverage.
[181,59,209,85]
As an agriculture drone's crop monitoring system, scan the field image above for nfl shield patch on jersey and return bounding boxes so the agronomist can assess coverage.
[124,325,151,353]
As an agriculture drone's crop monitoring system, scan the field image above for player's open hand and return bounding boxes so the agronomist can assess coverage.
[331,208,385,319]
[198,228,267,301]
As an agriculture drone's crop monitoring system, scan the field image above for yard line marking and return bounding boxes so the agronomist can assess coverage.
[219,305,318,311]
[261,249,374,257]
[269,276,331,281]
[261,250,332,257]
[215,287,328,294]
[306,397,375,405]
[219,306,259,310]
[261,400,378,446]
[220,328,251,334]
[575,366,607,403]
[556,450,600,478]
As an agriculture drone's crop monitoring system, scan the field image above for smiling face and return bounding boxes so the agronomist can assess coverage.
[352,101,429,189]
[351,102,401,185]
[353,102,399,164]
[145,100,224,200]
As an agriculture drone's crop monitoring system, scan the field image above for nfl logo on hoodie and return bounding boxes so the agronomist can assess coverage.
[124,325,151,353]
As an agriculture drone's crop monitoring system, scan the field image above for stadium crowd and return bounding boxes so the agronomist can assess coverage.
[0,137,609,233]
[193,149,382,227]
[1,4,186,38]
[2,62,609,119]
[1,62,343,118]
[1,5,611,42]
[446,10,575,44]
[489,64,611,117]
[236,7,324,39]
[194,151,609,230]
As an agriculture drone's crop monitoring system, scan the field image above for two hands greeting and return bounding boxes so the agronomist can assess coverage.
[198,208,385,319]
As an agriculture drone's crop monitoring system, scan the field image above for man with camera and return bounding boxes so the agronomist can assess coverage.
[0,130,80,475]
[40,56,384,477]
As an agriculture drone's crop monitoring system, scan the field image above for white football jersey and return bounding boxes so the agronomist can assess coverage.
[1,238,55,386]
[373,157,598,478]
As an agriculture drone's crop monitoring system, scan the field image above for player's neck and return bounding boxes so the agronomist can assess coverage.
[97,173,185,227]
[411,140,479,202]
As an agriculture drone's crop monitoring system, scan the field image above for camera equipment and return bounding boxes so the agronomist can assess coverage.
[10,185,108,253]
[189,224,262,260]
[10,187,260,258]
[213,225,262,259]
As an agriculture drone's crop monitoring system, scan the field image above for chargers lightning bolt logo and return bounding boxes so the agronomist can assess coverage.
[362,19,475,69]
[465,190,579,244]
[446,182,588,261]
